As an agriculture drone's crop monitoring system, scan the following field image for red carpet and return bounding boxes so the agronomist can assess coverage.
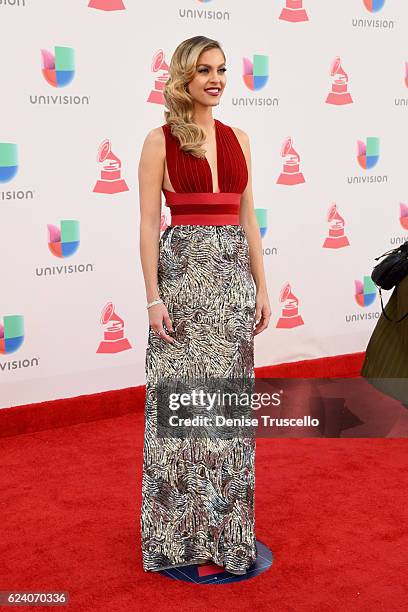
[1,414,407,611]
[1,352,408,610]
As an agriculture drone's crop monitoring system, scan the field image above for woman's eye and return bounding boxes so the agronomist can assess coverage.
[198,68,227,73]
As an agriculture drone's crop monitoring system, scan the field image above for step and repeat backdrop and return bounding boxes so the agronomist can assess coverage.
[1,0,407,408]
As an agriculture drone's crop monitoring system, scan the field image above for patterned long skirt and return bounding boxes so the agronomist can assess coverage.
[140,224,258,575]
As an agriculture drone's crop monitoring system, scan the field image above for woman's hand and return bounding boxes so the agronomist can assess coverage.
[254,289,271,336]
[148,303,175,344]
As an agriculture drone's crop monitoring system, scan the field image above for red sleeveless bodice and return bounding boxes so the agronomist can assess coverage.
[161,119,248,225]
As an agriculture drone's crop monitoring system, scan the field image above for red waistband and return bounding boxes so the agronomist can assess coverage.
[163,189,241,225]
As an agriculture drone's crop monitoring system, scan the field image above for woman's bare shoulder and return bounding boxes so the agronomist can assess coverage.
[230,125,249,145]
[230,126,250,159]
[143,126,165,148]
[140,126,166,164]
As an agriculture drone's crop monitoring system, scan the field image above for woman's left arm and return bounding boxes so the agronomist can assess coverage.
[233,127,271,335]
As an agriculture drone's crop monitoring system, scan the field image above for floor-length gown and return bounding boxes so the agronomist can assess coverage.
[140,119,258,575]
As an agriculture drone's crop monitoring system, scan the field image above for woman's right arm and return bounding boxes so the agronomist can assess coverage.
[138,128,175,344]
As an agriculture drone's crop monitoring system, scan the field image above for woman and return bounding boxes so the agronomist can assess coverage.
[138,35,271,575]
[361,275,408,407]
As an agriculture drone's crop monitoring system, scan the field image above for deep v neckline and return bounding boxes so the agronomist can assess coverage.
[203,119,221,194]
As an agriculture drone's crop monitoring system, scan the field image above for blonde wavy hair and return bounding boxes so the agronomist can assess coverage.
[163,35,226,159]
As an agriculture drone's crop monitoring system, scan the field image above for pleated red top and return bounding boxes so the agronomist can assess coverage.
[161,119,248,225]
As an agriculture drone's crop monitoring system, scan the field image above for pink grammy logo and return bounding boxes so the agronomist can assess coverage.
[323,204,350,249]
[325,57,353,105]
[93,139,129,194]
[147,50,170,105]
[97,302,132,353]
[400,202,408,230]
[276,282,304,328]
[277,137,305,186]
[279,0,309,22]
[88,0,126,10]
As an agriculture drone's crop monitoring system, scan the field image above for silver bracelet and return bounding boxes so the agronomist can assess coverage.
[146,298,163,309]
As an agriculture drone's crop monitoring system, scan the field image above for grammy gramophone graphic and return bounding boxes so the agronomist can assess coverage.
[323,203,350,249]
[276,283,304,329]
[325,57,353,105]
[279,0,309,22]
[88,0,125,10]
[97,302,132,354]
[93,139,129,194]
[147,50,170,105]
[277,137,305,186]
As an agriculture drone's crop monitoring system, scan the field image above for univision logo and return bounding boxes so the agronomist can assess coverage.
[0,314,40,371]
[394,62,408,107]
[41,46,75,88]
[0,142,35,200]
[243,55,269,91]
[47,220,80,258]
[0,315,24,354]
[355,276,377,307]
[31,46,89,106]
[36,220,93,276]
[351,1,394,29]
[233,54,278,107]
[347,137,387,184]
[389,203,408,246]
[363,0,385,13]
[255,209,267,238]
[0,143,18,183]
[400,202,408,230]
[255,209,278,256]
[346,276,380,322]
[178,0,230,20]
[357,137,379,170]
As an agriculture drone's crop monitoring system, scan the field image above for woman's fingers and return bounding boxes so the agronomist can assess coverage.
[253,307,271,336]
[163,313,174,333]
[148,303,175,343]
[152,325,175,343]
